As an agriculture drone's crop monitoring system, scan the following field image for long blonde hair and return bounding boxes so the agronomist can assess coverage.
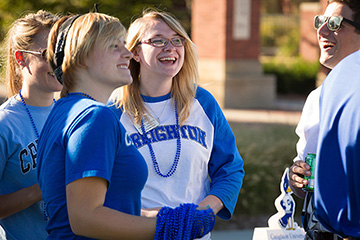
[47,13,126,97]
[116,9,199,126]
[5,10,59,98]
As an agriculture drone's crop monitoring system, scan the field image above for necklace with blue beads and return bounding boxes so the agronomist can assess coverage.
[140,100,181,178]
[66,92,97,101]
[19,89,51,138]
[18,89,53,221]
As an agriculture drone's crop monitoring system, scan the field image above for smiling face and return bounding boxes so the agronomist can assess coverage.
[318,2,360,69]
[85,36,133,89]
[22,29,63,93]
[133,19,185,89]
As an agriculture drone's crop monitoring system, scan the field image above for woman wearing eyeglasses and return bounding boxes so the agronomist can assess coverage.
[0,10,61,239]
[36,12,215,239]
[289,0,360,239]
[110,9,244,239]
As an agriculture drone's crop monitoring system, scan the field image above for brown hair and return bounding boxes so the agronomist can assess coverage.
[328,0,360,34]
[5,10,59,98]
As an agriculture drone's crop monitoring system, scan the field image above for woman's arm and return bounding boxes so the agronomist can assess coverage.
[207,113,244,220]
[196,87,245,220]
[198,194,224,214]
[0,183,42,219]
[141,207,161,218]
[66,176,156,240]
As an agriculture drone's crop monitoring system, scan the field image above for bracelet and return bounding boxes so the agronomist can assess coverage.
[155,203,215,240]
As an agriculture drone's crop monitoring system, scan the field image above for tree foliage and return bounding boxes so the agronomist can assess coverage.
[261,0,319,14]
[0,0,190,43]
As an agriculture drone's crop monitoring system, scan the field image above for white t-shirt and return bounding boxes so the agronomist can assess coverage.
[293,86,322,162]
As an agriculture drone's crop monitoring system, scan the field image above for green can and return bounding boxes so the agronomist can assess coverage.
[303,153,316,192]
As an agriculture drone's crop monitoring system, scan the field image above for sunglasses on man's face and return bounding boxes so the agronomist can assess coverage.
[314,15,360,32]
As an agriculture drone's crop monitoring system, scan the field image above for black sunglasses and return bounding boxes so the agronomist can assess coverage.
[19,49,47,61]
[314,15,360,32]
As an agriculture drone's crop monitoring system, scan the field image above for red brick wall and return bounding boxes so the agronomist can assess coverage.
[191,0,227,59]
[192,0,260,60]
[225,0,260,59]
[299,3,321,62]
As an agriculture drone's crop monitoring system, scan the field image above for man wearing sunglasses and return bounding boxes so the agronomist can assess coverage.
[289,0,360,240]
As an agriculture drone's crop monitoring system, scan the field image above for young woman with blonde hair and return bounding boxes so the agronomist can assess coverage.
[0,10,61,239]
[37,12,215,239]
[111,9,244,239]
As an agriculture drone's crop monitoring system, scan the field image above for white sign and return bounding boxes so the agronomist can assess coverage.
[253,228,306,240]
[233,0,251,40]
[252,168,306,240]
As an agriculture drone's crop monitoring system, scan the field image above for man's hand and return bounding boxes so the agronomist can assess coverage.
[289,160,311,198]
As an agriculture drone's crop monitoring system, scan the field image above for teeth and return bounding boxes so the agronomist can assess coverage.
[160,57,175,61]
[120,65,128,69]
[324,44,334,49]
[323,41,335,47]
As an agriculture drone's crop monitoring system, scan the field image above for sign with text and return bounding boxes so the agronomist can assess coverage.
[252,168,305,240]
[253,228,305,240]
[233,0,251,40]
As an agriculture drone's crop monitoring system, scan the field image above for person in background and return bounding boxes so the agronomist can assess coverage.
[37,12,215,239]
[0,10,61,240]
[110,9,244,239]
[288,0,360,239]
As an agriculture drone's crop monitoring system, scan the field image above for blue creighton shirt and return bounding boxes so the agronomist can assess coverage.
[109,87,244,222]
[37,95,148,239]
[315,50,360,238]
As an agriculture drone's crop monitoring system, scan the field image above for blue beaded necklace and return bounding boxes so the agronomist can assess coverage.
[66,92,97,101]
[140,100,181,178]
[19,89,52,221]
[19,90,40,138]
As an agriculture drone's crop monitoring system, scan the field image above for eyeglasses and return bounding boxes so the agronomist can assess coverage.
[18,49,47,61]
[314,15,360,32]
[140,36,186,48]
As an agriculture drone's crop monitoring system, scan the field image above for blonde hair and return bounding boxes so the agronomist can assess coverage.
[116,9,199,126]
[5,10,59,98]
[47,12,126,97]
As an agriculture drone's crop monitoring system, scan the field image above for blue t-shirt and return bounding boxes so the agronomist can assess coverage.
[315,50,360,238]
[37,95,148,239]
[0,96,53,240]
